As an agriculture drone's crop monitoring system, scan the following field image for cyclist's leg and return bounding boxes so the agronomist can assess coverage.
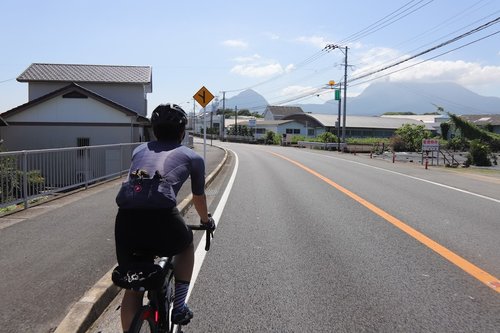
[121,289,145,332]
[115,209,152,332]
[173,241,194,307]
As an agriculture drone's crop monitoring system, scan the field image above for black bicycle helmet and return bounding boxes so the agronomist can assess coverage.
[150,103,188,127]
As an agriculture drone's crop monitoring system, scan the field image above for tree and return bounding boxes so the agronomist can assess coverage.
[265,131,280,145]
[440,122,450,140]
[448,113,500,152]
[392,124,431,152]
[466,140,492,167]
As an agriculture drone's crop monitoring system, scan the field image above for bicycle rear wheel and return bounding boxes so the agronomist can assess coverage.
[129,306,158,333]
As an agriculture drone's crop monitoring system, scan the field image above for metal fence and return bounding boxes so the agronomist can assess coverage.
[0,143,141,210]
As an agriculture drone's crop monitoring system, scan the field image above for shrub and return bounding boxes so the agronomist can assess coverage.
[446,137,469,151]
[390,135,406,152]
[317,132,337,143]
[291,135,305,144]
[393,124,431,152]
[466,140,492,166]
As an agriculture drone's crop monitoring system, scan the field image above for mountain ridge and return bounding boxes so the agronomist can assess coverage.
[224,81,500,115]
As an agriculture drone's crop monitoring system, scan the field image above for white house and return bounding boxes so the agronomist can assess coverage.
[0,63,152,151]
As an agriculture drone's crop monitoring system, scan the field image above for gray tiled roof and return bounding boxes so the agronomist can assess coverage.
[17,63,152,84]
[460,114,500,126]
[308,114,432,130]
[266,105,304,116]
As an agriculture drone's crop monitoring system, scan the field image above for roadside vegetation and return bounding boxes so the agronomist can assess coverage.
[215,109,498,167]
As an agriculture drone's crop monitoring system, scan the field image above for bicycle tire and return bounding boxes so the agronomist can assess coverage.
[129,306,158,333]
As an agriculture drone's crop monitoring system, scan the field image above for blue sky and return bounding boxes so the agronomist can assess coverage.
[1,0,499,115]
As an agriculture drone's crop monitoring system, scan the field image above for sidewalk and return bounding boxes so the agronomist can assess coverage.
[51,141,227,333]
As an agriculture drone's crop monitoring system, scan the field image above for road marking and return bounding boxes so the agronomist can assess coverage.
[187,150,239,301]
[303,150,500,204]
[271,152,500,293]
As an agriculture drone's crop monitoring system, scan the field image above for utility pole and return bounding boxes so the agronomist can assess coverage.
[337,86,341,151]
[221,91,226,141]
[324,44,348,144]
[342,46,348,143]
[192,97,196,135]
[234,105,238,136]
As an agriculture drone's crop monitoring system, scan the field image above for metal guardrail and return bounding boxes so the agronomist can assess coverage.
[297,141,347,150]
[0,143,141,210]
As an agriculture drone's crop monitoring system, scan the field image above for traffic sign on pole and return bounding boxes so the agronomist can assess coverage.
[193,86,214,108]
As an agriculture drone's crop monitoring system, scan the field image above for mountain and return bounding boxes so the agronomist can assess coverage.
[296,81,500,116]
[224,89,269,113]
[220,82,500,116]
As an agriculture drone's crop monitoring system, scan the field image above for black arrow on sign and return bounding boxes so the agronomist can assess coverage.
[198,90,206,104]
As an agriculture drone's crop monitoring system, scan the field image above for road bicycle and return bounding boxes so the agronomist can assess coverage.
[112,224,214,333]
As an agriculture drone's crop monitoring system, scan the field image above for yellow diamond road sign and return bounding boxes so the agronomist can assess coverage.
[193,86,214,108]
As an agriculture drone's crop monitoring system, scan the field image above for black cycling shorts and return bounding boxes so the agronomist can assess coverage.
[115,207,193,265]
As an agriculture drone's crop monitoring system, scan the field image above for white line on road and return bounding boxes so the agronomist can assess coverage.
[312,152,500,204]
[187,149,239,301]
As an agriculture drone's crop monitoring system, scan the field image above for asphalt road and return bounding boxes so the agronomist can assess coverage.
[183,142,499,332]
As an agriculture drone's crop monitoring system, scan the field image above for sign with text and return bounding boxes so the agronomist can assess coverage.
[422,139,440,151]
[193,86,214,108]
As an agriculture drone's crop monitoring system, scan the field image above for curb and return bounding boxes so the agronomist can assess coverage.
[54,146,229,333]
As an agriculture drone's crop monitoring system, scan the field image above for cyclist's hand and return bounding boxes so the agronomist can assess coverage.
[201,213,216,232]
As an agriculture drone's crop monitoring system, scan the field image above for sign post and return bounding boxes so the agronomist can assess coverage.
[193,86,215,162]
[422,139,440,167]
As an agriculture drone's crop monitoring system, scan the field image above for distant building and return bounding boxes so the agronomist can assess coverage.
[283,114,435,138]
[0,63,152,151]
[263,105,304,120]
[459,114,500,134]
[381,114,449,134]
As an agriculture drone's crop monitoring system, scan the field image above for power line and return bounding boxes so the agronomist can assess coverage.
[352,9,500,76]
[350,16,500,83]
[349,29,500,87]
[0,77,15,84]
[339,0,434,44]
[349,0,495,72]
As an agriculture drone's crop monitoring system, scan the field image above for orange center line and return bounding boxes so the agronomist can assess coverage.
[271,152,500,293]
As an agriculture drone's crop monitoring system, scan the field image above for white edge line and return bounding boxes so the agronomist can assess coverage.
[305,151,500,204]
[186,149,239,301]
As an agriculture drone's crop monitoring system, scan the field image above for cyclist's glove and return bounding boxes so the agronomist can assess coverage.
[202,214,216,232]
[201,214,216,251]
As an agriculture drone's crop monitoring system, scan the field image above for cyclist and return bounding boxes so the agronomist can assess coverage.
[114,103,215,332]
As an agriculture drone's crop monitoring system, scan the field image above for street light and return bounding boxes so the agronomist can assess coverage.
[325,44,348,145]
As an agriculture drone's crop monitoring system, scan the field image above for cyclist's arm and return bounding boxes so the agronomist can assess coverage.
[192,194,209,223]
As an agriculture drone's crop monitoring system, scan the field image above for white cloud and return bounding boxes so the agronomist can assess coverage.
[232,54,261,63]
[281,85,316,96]
[285,64,295,73]
[231,63,284,78]
[353,47,498,84]
[264,32,280,40]
[296,35,331,49]
[222,39,248,48]
[352,46,500,97]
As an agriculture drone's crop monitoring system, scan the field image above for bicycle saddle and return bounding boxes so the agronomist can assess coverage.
[112,263,167,291]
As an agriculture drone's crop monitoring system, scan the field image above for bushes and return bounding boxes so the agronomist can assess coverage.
[466,140,492,167]
[317,132,337,143]
[391,124,431,152]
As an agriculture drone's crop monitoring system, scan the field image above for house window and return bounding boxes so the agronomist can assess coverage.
[77,137,90,156]
[308,129,315,136]
[286,128,300,134]
[255,128,266,134]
